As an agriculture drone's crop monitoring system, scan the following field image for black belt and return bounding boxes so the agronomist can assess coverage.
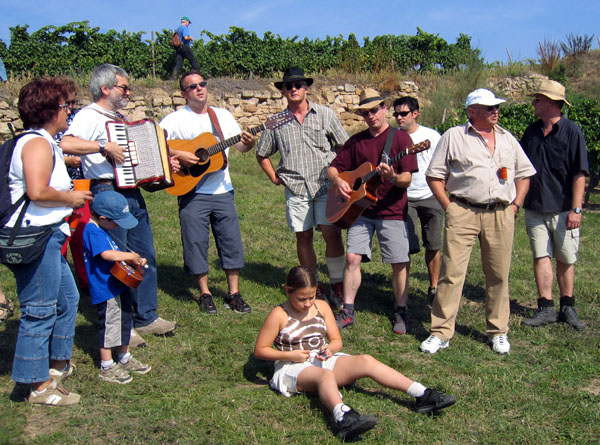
[451,195,507,211]
[90,179,117,186]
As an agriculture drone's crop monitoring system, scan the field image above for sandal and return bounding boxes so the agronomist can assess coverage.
[0,296,14,323]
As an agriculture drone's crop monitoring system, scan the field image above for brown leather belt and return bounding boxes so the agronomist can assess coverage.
[451,195,507,211]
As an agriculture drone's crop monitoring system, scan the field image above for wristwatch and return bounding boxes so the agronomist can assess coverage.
[390,174,398,184]
[572,207,582,214]
[98,139,107,156]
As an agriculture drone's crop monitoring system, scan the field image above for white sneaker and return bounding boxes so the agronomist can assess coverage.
[491,334,510,354]
[420,335,449,354]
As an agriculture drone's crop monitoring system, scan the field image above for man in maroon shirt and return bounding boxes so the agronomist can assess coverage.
[327,89,418,334]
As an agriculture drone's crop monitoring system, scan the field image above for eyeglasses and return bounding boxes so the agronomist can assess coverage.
[360,105,382,118]
[184,81,207,91]
[283,82,306,91]
[393,110,412,118]
[58,103,73,111]
[113,84,131,94]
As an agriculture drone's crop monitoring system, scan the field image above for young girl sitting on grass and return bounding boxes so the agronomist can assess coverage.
[254,266,456,441]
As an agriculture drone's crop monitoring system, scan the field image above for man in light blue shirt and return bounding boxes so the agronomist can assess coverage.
[172,16,199,79]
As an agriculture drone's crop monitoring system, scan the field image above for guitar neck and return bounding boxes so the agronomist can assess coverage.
[207,124,265,156]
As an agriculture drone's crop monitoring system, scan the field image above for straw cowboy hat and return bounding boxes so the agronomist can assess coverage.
[274,67,314,90]
[532,79,571,106]
[357,88,385,110]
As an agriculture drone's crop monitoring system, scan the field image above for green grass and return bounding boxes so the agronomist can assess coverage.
[1,150,599,444]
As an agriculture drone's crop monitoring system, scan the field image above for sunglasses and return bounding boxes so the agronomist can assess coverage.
[113,84,131,94]
[184,81,208,91]
[475,104,500,112]
[283,82,306,91]
[360,105,382,118]
[393,110,411,118]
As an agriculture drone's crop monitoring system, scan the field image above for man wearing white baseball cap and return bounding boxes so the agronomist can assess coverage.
[420,88,536,355]
[520,80,589,330]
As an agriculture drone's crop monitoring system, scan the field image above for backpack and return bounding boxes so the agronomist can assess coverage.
[171,31,183,48]
[0,131,41,228]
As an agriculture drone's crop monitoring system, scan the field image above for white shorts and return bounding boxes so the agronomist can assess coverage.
[270,352,349,397]
[285,188,330,232]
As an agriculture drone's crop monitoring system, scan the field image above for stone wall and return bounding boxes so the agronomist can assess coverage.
[0,74,546,140]
[0,81,421,140]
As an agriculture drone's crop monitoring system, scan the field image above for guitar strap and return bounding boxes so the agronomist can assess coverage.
[380,127,396,165]
[207,107,225,142]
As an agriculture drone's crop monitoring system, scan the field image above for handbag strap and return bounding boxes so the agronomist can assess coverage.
[207,107,225,142]
[7,135,57,245]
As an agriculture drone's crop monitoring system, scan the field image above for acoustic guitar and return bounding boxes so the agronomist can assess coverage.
[110,261,145,289]
[326,140,431,229]
[166,110,294,196]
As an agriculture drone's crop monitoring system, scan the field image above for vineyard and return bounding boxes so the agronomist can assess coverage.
[0,22,480,79]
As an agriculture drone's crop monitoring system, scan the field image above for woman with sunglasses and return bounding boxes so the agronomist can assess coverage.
[5,77,92,405]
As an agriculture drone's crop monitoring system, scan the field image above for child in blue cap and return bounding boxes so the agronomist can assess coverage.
[83,191,151,384]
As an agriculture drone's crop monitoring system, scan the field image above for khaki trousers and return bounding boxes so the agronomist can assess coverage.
[430,201,514,341]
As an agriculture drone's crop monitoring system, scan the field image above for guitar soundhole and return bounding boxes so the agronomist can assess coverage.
[195,149,209,163]
[352,179,362,191]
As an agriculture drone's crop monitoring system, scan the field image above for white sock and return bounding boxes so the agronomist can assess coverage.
[332,403,352,422]
[407,382,427,398]
[118,352,131,364]
[101,359,115,371]
[326,255,345,283]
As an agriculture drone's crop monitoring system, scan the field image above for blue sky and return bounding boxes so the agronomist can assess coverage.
[1,0,597,64]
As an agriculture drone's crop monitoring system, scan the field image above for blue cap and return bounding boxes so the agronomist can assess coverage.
[91,191,138,229]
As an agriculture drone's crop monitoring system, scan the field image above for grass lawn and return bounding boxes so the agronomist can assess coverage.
[1,149,599,444]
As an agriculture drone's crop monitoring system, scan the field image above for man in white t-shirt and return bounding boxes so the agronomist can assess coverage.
[60,63,177,343]
[393,97,442,316]
[160,70,255,315]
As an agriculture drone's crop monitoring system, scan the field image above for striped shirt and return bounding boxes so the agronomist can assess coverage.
[274,304,327,352]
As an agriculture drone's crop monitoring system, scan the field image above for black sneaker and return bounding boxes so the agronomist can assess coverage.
[198,293,217,315]
[414,388,456,414]
[557,306,585,330]
[224,292,251,313]
[521,306,556,327]
[392,308,408,335]
[336,408,377,441]
[316,283,327,301]
[335,309,355,330]
[328,282,344,311]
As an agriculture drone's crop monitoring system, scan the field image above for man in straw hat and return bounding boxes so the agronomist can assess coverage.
[520,80,589,330]
[257,67,349,308]
[420,88,536,355]
[327,88,418,333]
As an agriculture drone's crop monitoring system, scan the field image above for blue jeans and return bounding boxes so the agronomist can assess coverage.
[91,183,158,328]
[10,229,79,384]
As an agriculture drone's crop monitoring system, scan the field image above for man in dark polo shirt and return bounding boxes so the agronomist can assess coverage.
[521,80,589,330]
[327,88,418,333]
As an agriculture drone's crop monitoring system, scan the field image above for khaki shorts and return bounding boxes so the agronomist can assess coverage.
[285,188,330,232]
[347,216,409,264]
[525,210,579,264]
